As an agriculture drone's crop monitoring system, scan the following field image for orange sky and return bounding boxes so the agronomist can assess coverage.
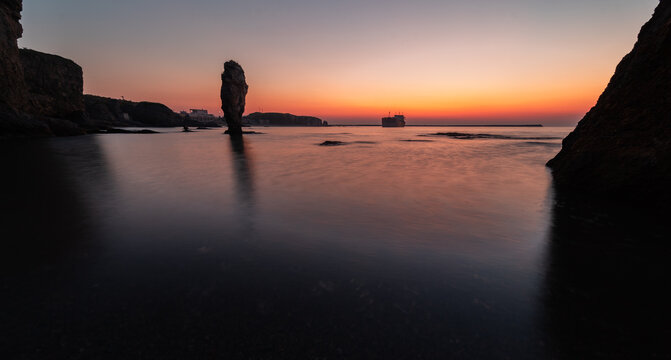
[19,0,659,125]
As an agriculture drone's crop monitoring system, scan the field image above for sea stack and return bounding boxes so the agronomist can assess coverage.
[547,1,671,206]
[220,60,248,136]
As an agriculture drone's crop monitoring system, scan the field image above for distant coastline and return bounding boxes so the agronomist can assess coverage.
[327,124,544,127]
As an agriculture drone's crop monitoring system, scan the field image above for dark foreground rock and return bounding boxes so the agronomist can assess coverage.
[0,0,30,136]
[547,1,671,205]
[1,0,184,137]
[220,61,248,136]
[0,1,86,136]
[0,0,27,112]
[243,112,324,126]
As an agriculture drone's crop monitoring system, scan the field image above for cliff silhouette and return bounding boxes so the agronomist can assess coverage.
[0,0,184,136]
[548,1,671,206]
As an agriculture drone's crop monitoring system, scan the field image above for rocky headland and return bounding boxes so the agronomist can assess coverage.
[85,95,182,128]
[0,0,91,136]
[0,0,185,137]
[243,112,325,126]
[548,1,671,206]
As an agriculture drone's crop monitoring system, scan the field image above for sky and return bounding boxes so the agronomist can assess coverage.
[19,0,659,125]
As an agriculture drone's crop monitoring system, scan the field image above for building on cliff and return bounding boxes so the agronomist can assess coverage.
[186,109,217,122]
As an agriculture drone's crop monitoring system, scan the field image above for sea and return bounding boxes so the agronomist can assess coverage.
[1,126,668,359]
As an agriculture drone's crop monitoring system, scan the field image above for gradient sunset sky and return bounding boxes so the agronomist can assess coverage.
[19,0,658,125]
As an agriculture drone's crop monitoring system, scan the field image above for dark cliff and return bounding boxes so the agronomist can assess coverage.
[220,61,248,135]
[243,112,324,126]
[130,101,181,127]
[84,95,182,127]
[1,0,181,136]
[548,1,671,205]
[0,0,27,112]
[1,0,86,136]
[20,49,85,121]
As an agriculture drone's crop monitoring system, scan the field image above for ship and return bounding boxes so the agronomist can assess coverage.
[381,114,406,127]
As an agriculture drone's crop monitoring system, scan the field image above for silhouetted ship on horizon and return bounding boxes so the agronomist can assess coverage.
[381,114,406,127]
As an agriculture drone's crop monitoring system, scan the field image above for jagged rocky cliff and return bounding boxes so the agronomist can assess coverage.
[1,0,183,136]
[20,49,85,121]
[0,0,26,112]
[1,0,86,136]
[243,112,324,126]
[548,1,671,205]
[221,61,248,135]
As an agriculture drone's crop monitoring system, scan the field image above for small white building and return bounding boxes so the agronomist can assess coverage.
[188,109,216,122]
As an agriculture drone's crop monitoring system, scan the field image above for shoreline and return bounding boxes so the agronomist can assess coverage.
[328,124,544,127]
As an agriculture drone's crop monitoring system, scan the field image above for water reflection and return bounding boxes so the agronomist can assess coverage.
[227,135,255,232]
[0,137,109,273]
[543,191,671,358]
[7,127,667,358]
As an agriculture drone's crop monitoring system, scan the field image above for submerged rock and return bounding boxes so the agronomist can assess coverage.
[100,128,159,134]
[547,1,671,205]
[220,61,248,136]
[427,132,560,140]
[319,141,347,146]
[224,130,263,135]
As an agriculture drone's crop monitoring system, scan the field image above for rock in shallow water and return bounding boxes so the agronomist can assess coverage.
[220,61,248,136]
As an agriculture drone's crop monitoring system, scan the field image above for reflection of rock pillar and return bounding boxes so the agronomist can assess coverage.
[228,135,255,232]
[229,135,253,202]
[220,61,248,136]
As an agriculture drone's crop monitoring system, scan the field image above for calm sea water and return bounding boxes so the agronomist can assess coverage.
[1,126,669,359]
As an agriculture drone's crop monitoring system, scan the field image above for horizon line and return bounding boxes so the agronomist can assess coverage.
[326,124,546,127]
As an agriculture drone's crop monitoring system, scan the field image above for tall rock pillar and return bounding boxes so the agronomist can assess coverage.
[220,61,248,136]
